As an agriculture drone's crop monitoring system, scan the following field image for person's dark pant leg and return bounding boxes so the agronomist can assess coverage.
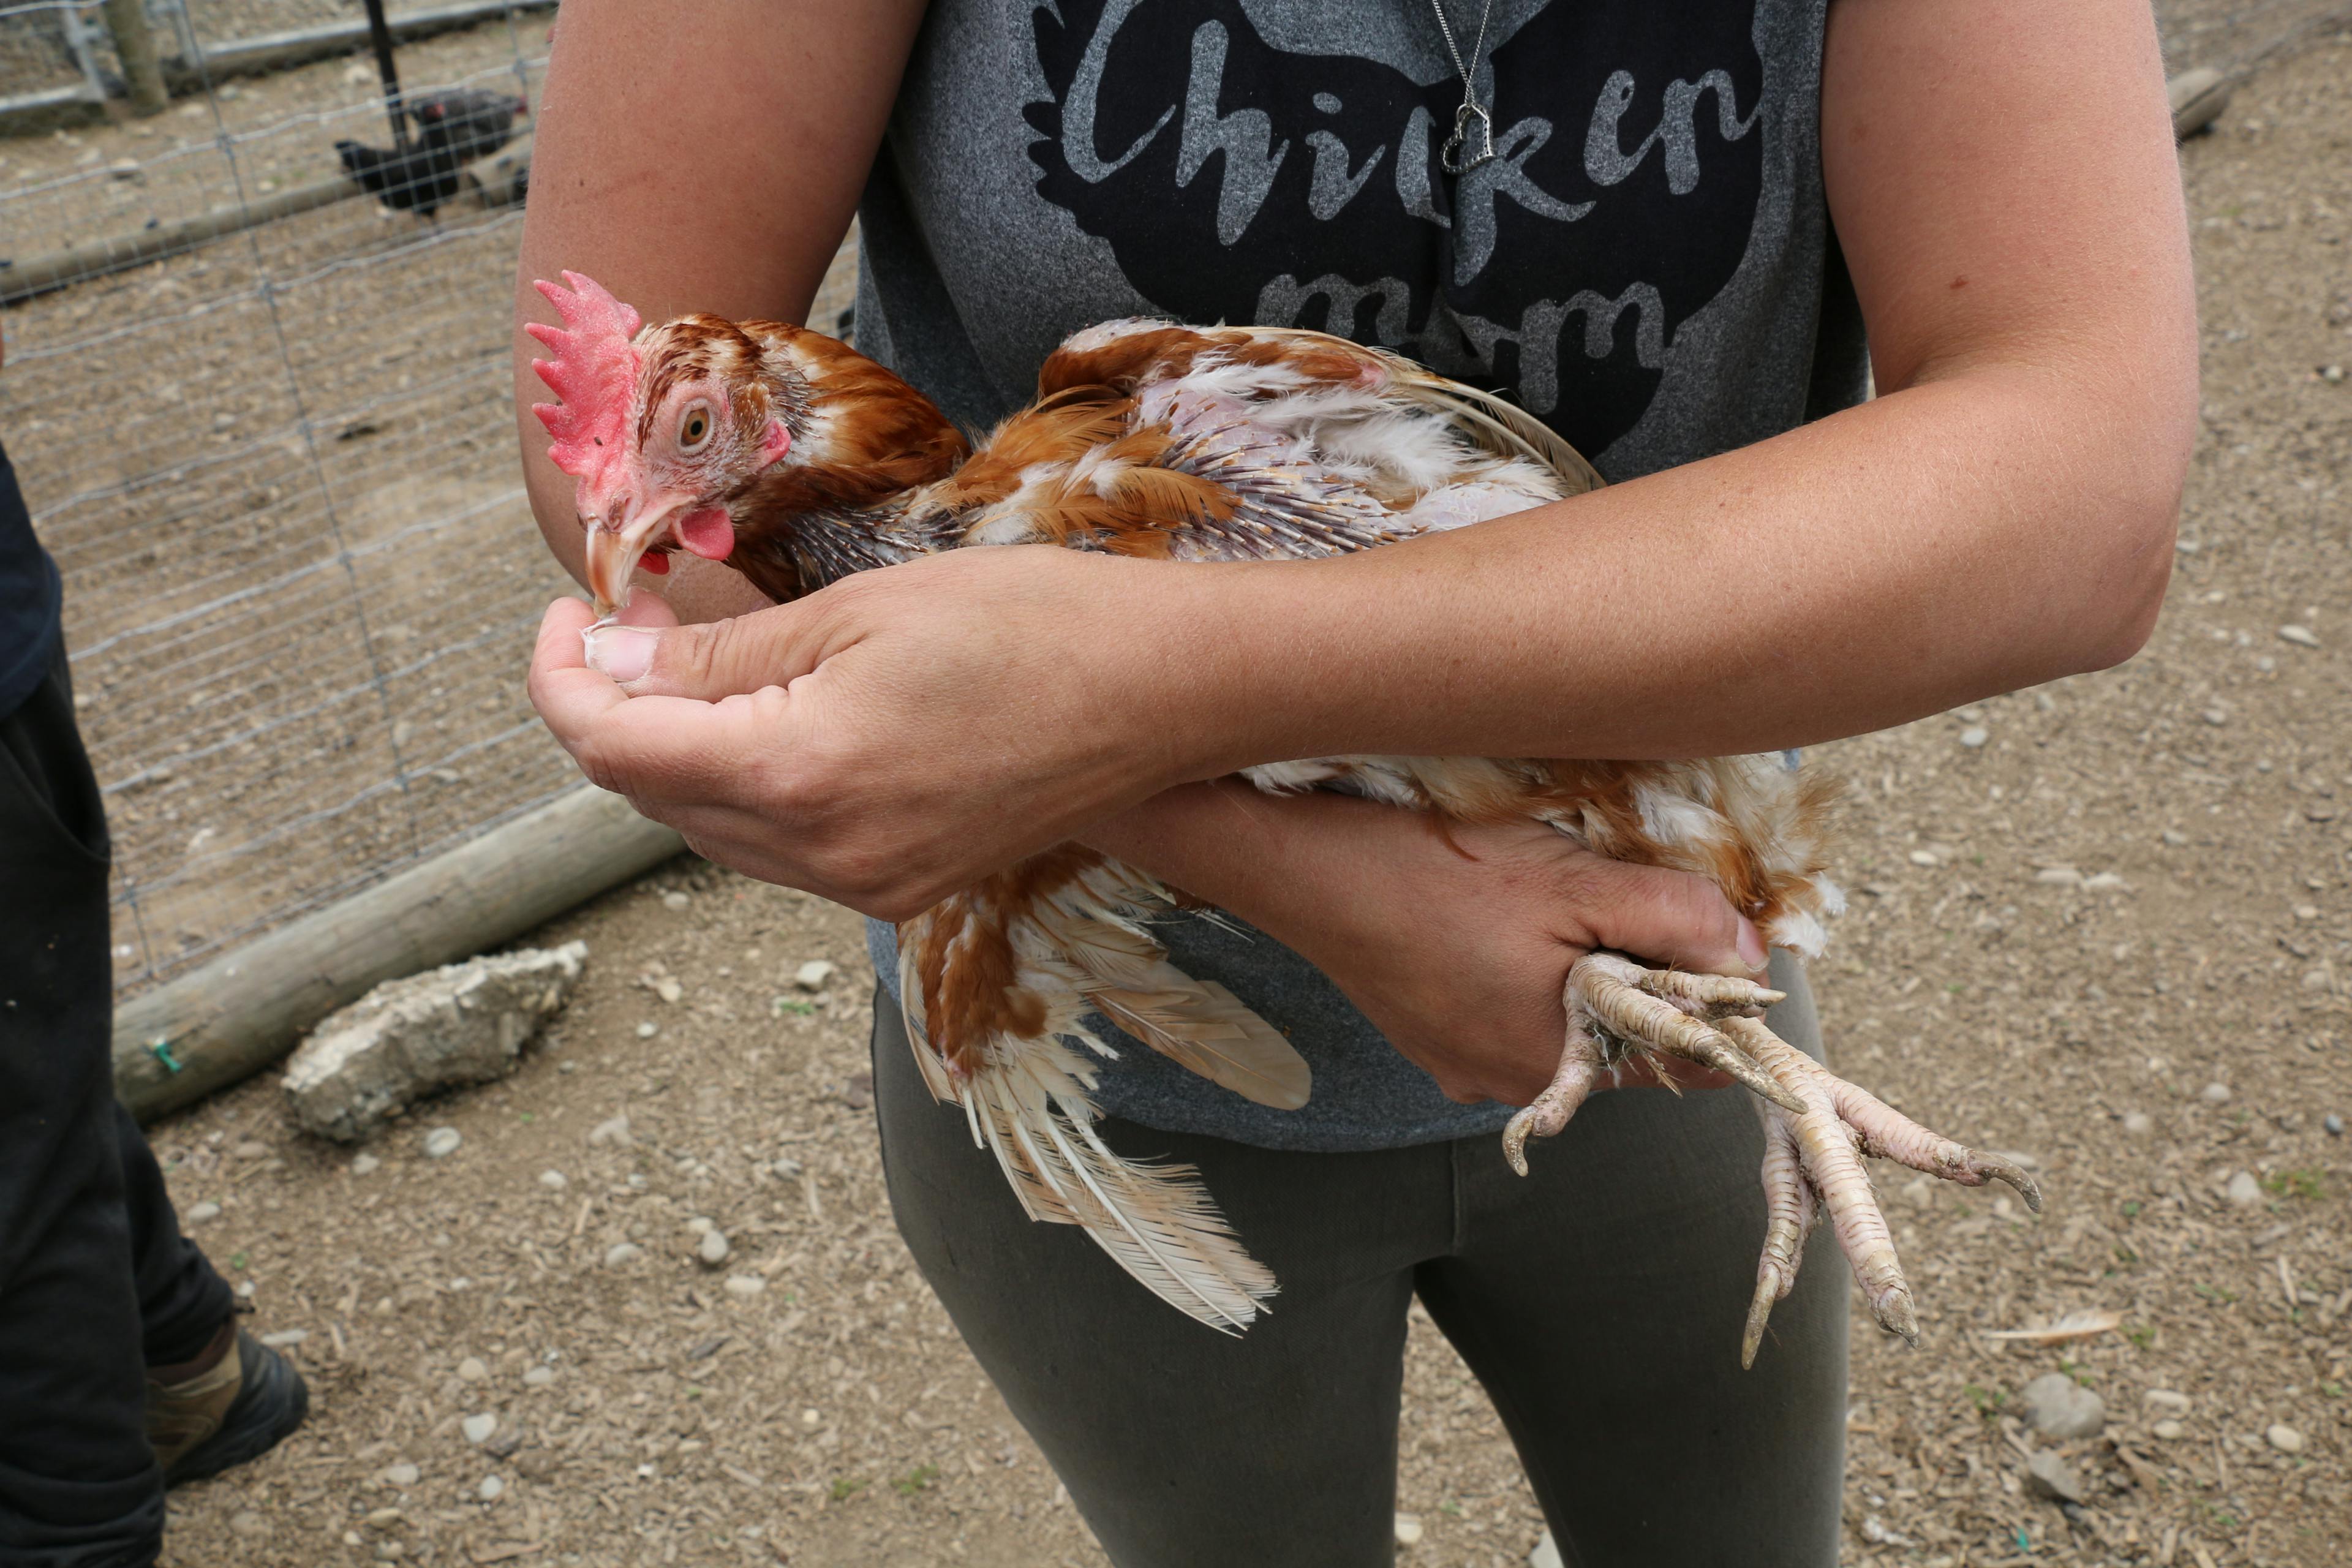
[871,988,1447,1567]
[1415,956,1848,1568]
[0,645,226,1567]
[114,1099,233,1371]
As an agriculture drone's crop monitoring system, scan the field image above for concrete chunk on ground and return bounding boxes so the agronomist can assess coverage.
[282,942,589,1142]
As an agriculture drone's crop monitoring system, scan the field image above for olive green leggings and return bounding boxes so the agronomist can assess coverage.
[870,956,1845,1568]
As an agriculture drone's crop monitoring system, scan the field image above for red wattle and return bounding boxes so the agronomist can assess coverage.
[677,507,734,560]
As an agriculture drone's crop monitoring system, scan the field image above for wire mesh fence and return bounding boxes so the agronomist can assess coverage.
[2,7,575,996]
[0,0,2339,1001]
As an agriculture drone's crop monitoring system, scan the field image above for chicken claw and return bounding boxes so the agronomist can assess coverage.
[1501,951,1795,1177]
[1721,1014,2041,1366]
[1502,952,2044,1367]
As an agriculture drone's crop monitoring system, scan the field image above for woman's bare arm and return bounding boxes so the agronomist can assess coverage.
[511,0,927,624]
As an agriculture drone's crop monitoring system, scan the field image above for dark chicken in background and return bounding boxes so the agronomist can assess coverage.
[336,87,526,216]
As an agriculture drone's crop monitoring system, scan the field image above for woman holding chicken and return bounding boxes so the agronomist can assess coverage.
[518,2,2194,1563]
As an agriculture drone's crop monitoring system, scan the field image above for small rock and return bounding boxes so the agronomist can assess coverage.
[2326,1113,2344,1136]
[2278,624,2320,648]
[383,1463,420,1487]
[522,1366,555,1387]
[422,1128,462,1159]
[538,1169,567,1190]
[478,1475,507,1501]
[2201,706,2229,726]
[2160,828,2188,846]
[794,959,837,991]
[228,1510,266,1538]
[2201,1082,2231,1104]
[1393,1512,1423,1547]
[2226,1170,2263,1206]
[350,1153,381,1175]
[2266,1422,2304,1454]
[686,1216,713,1235]
[2021,1372,2107,1439]
[2024,1449,2086,1504]
[603,1242,644,1267]
[2122,1110,2154,1136]
[653,977,684,1005]
[282,943,587,1142]
[698,1230,731,1266]
[1901,1175,1934,1210]
[1860,1515,1913,1547]
[635,1022,658,1040]
[2081,872,2130,892]
[2143,1389,2192,1413]
[662,891,690,911]
[1529,1528,1564,1568]
[258,1329,308,1349]
[186,1200,222,1224]
[2035,867,2082,886]
[1908,849,1941,867]
[458,1357,488,1382]
[233,1140,268,1159]
[2152,1419,2187,1441]
[1959,726,1989,748]
[724,1274,766,1298]
[461,1413,497,1444]
[483,1430,522,1459]
[587,1115,631,1147]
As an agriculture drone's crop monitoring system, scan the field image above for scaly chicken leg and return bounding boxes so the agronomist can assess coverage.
[1499,951,1798,1175]
[1502,954,2042,1365]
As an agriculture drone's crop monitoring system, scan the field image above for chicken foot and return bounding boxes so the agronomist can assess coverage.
[1720,1014,2042,1367]
[1499,951,2043,1367]
[1499,951,1798,1177]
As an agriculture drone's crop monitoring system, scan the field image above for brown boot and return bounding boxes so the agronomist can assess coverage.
[146,1322,309,1486]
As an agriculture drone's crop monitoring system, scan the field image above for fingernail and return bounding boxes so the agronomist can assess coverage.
[1736,917,1769,973]
[584,624,658,685]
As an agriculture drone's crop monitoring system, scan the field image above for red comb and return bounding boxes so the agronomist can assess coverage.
[528,271,643,497]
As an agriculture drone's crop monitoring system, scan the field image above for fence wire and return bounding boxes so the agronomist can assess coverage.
[0,0,2337,1000]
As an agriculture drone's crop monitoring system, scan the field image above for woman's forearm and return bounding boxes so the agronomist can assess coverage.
[1144,358,2185,776]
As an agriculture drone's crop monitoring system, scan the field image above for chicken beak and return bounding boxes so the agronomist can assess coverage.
[584,494,687,616]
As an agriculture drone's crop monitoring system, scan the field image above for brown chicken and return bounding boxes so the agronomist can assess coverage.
[530,271,2040,1362]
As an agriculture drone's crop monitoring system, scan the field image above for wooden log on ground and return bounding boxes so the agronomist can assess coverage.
[113,786,685,1123]
[100,0,168,118]
[1,175,363,306]
[455,128,532,210]
[158,0,556,94]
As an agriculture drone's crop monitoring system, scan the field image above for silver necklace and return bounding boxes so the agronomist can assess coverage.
[1428,0,1499,173]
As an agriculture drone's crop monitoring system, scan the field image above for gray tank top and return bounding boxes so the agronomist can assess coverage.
[854,0,1867,1151]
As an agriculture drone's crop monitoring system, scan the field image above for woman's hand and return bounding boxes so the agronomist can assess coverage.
[1080,783,1769,1107]
[527,549,1226,919]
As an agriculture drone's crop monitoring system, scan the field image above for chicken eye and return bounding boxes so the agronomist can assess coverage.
[679,406,713,451]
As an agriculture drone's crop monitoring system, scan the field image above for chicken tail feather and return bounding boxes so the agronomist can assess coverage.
[895,899,1281,1333]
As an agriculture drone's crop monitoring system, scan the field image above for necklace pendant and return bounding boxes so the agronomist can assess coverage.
[1440,100,1496,175]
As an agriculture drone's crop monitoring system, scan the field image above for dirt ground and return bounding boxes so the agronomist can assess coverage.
[104,23,2352,1568]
